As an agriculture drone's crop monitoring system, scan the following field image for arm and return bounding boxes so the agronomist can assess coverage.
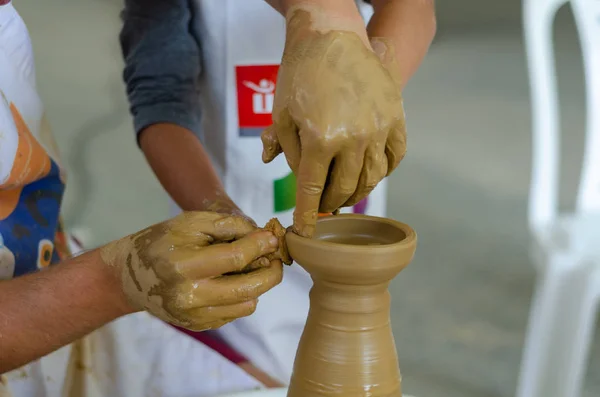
[120,0,239,214]
[264,0,362,19]
[264,0,369,43]
[265,0,436,89]
[0,250,131,373]
[1,213,284,374]
[367,0,436,89]
[139,124,242,215]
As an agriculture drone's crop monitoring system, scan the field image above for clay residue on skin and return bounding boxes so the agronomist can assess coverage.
[100,226,170,321]
[261,8,407,238]
[284,3,371,47]
[369,37,404,96]
[202,192,254,222]
[100,212,283,331]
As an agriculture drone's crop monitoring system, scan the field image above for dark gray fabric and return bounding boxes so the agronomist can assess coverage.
[119,0,372,142]
[120,0,203,140]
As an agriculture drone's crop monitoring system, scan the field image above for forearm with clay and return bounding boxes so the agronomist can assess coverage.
[0,212,288,374]
[265,0,437,89]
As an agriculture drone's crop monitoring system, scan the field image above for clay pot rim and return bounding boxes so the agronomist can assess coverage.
[286,214,416,253]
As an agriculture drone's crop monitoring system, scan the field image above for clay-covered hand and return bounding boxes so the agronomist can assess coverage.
[100,212,283,331]
[201,193,258,226]
[261,9,407,237]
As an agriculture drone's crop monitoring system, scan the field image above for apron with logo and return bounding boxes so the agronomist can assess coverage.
[180,0,386,384]
[1,2,387,396]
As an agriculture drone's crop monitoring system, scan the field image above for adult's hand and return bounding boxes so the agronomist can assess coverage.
[100,212,283,331]
[261,5,407,237]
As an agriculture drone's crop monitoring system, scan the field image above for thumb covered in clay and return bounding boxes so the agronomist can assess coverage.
[99,211,284,331]
[261,125,283,164]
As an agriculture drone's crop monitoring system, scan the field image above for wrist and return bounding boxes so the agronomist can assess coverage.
[87,247,137,317]
[281,0,361,18]
[283,1,369,46]
[196,189,240,214]
[200,194,256,226]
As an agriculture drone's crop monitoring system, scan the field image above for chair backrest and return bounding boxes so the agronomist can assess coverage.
[524,0,600,231]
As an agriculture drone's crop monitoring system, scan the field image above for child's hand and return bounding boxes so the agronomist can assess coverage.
[261,7,406,237]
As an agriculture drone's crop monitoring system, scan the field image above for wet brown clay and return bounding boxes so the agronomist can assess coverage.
[285,214,417,397]
[263,218,293,265]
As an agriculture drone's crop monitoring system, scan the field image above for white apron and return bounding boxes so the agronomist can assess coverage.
[173,0,386,385]
[0,3,260,396]
[1,2,386,396]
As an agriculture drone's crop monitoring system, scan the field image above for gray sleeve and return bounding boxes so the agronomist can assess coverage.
[120,0,202,140]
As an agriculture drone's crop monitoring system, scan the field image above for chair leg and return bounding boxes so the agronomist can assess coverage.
[516,256,598,397]
[560,265,599,397]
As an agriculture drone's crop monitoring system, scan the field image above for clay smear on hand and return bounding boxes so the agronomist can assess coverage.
[100,212,283,331]
[202,192,253,222]
[261,8,407,238]
[284,3,371,47]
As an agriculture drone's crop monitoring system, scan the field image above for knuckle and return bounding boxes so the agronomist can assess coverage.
[235,285,252,302]
[244,300,258,316]
[272,265,284,284]
[188,319,217,332]
[208,320,231,331]
[155,259,180,281]
[310,134,331,151]
[301,183,324,196]
[365,181,378,192]
[365,175,383,190]
[230,215,255,231]
[353,129,372,141]
[336,187,357,198]
[170,284,196,309]
[229,248,247,270]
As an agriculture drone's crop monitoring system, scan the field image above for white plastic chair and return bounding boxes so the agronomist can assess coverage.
[516,0,600,396]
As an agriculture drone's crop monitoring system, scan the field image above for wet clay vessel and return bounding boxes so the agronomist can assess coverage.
[285,214,417,397]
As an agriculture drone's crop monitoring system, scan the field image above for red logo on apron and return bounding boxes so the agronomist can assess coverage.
[236,65,279,137]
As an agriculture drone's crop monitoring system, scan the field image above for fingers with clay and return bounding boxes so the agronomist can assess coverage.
[260,9,407,238]
[100,212,287,331]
